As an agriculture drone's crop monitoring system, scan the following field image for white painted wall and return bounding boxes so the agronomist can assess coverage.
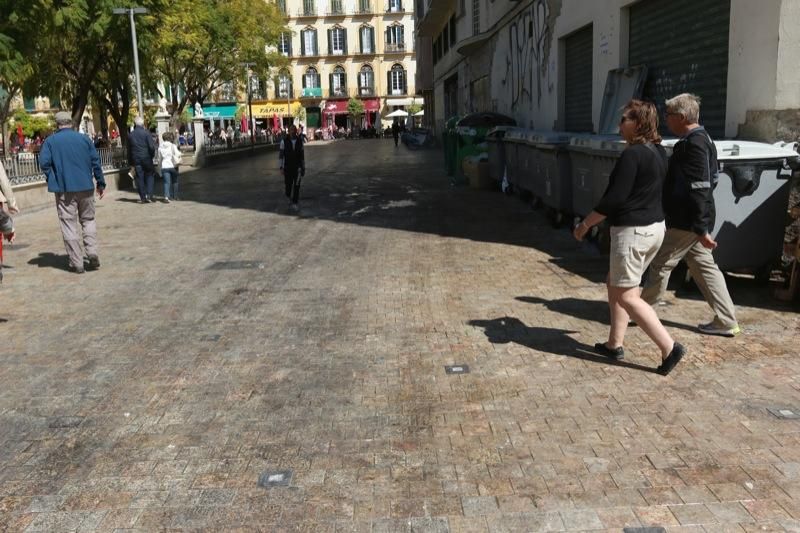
[776,0,800,109]
[725,0,781,137]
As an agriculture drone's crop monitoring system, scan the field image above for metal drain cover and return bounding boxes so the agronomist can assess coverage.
[258,470,292,488]
[768,408,800,419]
[207,261,264,270]
[445,365,470,375]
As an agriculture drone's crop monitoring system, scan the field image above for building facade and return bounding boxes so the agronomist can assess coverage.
[255,0,422,132]
[415,0,800,141]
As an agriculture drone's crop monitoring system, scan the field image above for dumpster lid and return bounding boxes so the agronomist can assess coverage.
[486,125,516,138]
[661,139,800,161]
[597,65,648,135]
[456,112,516,128]
[504,127,529,142]
[569,134,622,150]
[526,130,572,145]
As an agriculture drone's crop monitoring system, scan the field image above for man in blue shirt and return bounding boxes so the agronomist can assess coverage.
[39,111,106,274]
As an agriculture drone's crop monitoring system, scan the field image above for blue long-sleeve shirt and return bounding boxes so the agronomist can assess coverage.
[39,128,106,193]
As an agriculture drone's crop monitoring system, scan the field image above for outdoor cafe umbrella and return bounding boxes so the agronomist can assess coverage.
[414,110,424,116]
[385,109,408,118]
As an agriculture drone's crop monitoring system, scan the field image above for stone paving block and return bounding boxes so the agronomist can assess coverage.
[559,508,604,530]
[632,506,680,527]
[668,503,720,526]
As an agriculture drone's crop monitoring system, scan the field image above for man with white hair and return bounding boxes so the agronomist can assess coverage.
[641,93,740,337]
[39,111,106,274]
[128,115,156,202]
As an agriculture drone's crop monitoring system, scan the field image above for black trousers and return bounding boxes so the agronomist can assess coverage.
[284,168,300,204]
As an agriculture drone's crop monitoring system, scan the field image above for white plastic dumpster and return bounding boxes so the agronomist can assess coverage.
[662,139,800,275]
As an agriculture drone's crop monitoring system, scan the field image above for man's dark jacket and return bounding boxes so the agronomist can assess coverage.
[663,127,717,235]
[127,125,156,164]
[281,136,305,176]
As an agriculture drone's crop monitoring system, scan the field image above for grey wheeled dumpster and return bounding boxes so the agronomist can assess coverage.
[486,126,515,184]
[663,139,800,276]
[567,135,626,218]
[526,131,573,225]
[503,128,529,194]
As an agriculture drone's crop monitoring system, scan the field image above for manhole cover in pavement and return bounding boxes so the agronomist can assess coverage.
[258,470,293,488]
[207,261,264,270]
[445,365,470,375]
[768,408,800,419]
[202,334,221,342]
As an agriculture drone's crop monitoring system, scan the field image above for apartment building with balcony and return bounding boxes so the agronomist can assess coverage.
[264,0,421,132]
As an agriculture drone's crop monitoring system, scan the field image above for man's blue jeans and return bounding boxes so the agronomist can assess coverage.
[161,168,179,200]
[134,161,155,200]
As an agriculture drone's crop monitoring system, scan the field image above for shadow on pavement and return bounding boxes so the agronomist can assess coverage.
[176,140,792,313]
[515,296,699,334]
[468,316,659,374]
[28,252,70,272]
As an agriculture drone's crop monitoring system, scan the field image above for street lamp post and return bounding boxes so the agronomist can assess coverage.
[241,62,255,151]
[113,7,148,119]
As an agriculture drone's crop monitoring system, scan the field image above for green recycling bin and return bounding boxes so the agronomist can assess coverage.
[443,116,461,176]
[453,113,516,185]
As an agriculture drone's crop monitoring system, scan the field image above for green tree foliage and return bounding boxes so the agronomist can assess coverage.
[0,2,37,146]
[347,97,365,119]
[407,103,423,116]
[11,109,54,138]
[152,0,287,125]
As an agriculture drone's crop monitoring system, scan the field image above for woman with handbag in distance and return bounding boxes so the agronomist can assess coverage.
[158,132,182,202]
[573,99,686,376]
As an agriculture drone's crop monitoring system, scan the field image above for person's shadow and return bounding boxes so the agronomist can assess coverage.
[468,316,659,373]
[515,296,697,334]
[28,252,70,272]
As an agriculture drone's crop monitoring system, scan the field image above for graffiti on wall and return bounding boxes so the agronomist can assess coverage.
[501,0,559,111]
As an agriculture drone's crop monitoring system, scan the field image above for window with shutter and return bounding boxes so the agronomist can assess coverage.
[303,29,317,56]
[390,64,405,95]
[331,27,345,55]
[359,65,374,96]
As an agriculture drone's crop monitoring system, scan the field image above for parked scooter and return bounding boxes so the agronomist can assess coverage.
[401,128,434,150]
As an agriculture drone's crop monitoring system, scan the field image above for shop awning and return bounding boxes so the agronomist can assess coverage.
[189,104,238,119]
[323,100,349,114]
[363,98,380,112]
[385,97,424,107]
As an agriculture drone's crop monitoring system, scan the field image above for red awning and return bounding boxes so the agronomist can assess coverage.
[323,100,349,115]
[363,98,380,112]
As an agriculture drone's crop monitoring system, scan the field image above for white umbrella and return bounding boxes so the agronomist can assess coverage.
[414,110,424,116]
[385,109,409,118]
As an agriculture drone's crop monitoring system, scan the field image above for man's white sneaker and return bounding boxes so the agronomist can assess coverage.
[697,322,741,337]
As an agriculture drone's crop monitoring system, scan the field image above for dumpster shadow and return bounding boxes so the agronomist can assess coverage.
[515,296,699,334]
[28,253,71,272]
[468,316,659,374]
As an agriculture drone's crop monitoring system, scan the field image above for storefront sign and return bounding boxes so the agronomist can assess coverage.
[251,101,301,117]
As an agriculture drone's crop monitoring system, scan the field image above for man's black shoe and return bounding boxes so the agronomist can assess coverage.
[658,342,686,375]
[85,255,100,271]
[594,342,624,360]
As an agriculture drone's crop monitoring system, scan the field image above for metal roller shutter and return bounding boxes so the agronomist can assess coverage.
[629,0,731,137]
[564,25,594,133]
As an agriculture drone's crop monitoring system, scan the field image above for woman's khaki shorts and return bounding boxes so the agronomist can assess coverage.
[608,221,666,288]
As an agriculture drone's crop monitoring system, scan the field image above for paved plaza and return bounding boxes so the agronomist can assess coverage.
[2,139,800,532]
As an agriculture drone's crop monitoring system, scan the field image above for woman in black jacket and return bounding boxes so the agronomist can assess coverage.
[573,100,685,375]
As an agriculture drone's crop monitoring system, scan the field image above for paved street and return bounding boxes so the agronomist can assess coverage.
[2,138,800,532]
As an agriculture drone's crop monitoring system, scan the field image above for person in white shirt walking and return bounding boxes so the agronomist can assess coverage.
[158,132,182,202]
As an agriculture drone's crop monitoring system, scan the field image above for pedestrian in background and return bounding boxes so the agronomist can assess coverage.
[0,159,19,215]
[641,93,740,337]
[39,111,106,274]
[158,132,182,203]
[128,116,156,203]
[391,119,400,147]
[574,99,686,375]
[279,125,305,211]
